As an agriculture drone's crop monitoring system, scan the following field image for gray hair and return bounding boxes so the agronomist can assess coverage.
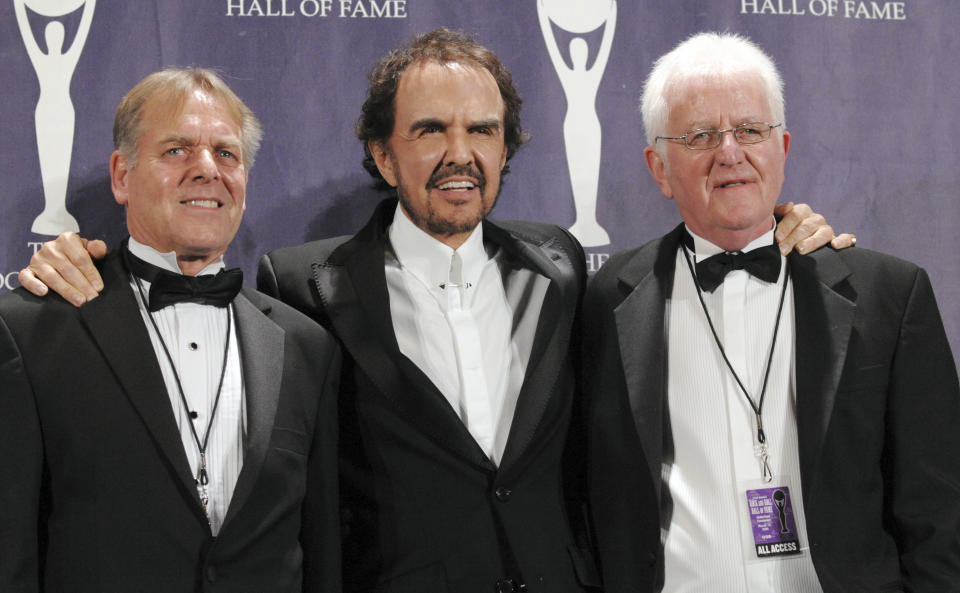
[640,32,785,149]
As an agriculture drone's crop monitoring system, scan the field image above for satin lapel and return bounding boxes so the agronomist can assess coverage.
[313,225,492,468]
[79,253,205,517]
[790,250,856,487]
[495,225,578,471]
[613,228,681,493]
[220,290,284,528]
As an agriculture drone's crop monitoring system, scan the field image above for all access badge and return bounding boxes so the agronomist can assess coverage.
[745,485,802,558]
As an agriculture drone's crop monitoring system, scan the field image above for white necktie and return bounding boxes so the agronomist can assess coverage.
[445,251,495,459]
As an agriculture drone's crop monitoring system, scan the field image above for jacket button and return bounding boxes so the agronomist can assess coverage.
[495,487,512,502]
[206,565,218,582]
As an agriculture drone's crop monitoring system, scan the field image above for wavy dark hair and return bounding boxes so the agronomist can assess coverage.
[356,28,529,189]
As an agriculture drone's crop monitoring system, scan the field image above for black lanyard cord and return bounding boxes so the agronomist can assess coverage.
[680,244,789,480]
[133,274,233,519]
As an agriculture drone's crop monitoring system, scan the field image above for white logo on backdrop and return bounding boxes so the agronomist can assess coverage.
[538,0,616,248]
[14,0,96,236]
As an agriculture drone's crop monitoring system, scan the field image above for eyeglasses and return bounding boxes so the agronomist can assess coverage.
[656,122,782,150]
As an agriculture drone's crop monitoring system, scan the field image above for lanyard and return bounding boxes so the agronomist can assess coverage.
[133,275,232,523]
[681,244,790,482]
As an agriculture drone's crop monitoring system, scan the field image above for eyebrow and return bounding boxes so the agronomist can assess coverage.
[159,134,197,146]
[687,118,762,130]
[470,118,502,130]
[159,134,242,151]
[407,118,445,134]
[406,117,502,134]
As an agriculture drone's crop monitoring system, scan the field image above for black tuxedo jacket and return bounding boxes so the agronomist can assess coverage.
[583,224,960,593]
[0,248,341,593]
[258,199,599,593]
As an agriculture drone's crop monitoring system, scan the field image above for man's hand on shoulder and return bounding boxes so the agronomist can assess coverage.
[774,202,855,256]
[19,233,108,307]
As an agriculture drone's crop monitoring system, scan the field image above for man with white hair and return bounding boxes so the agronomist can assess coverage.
[584,32,960,592]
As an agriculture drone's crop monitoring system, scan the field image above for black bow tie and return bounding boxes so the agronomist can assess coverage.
[684,232,782,292]
[123,246,242,312]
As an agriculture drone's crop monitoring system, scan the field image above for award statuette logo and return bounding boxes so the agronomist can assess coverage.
[537,0,616,247]
[14,0,96,235]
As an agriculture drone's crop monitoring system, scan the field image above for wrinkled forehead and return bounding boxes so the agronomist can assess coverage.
[140,88,243,135]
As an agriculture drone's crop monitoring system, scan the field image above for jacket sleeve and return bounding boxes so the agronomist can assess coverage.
[581,268,661,593]
[0,312,42,593]
[885,267,960,589]
[301,334,342,593]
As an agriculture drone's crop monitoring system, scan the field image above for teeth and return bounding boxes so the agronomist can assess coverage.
[183,200,220,208]
[721,182,745,188]
[437,181,476,191]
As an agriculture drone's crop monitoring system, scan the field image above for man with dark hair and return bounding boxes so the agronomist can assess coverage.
[355,27,527,187]
[0,68,341,593]
[17,29,844,593]
[260,28,597,593]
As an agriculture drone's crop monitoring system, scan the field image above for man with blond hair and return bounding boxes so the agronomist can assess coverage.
[0,68,341,593]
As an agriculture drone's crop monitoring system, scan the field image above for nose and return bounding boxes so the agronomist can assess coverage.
[714,129,744,166]
[444,129,474,166]
[190,148,220,181]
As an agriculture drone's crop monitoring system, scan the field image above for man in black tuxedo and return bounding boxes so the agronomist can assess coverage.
[257,28,598,593]
[0,69,341,593]
[584,32,960,592]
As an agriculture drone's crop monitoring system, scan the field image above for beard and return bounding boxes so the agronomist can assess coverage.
[396,163,501,238]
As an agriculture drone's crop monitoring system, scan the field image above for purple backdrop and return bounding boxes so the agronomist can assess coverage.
[2,0,957,364]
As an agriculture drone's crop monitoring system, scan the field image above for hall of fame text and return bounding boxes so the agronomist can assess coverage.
[227,0,407,18]
[741,0,907,19]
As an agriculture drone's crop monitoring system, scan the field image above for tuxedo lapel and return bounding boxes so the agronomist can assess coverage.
[79,253,205,519]
[492,223,577,472]
[313,206,492,468]
[790,250,856,486]
[221,290,284,528]
[613,227,682,493]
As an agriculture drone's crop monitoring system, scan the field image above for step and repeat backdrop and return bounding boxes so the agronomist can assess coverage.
[2,1,957,361]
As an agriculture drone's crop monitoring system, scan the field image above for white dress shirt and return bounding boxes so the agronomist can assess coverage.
[385,206,536,465]
[127,238,245,536]
[661,224,822,592]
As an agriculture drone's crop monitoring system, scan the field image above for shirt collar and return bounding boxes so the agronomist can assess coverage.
[684,220,777,262]
[388,203,489,289]
[128,237,226,277]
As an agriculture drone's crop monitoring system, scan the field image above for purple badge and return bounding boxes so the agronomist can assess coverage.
[745,486,801,558]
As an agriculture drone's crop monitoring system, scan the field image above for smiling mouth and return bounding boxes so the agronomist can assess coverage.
[718,181,747,189]
[181,199,221,208]
[435,180,477,191]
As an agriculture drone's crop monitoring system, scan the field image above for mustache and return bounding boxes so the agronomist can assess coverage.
[426,164,485,189]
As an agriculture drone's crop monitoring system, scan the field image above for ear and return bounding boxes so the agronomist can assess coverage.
[240,168,248,212]
[369,140,398,187]
[644,145,673,200]
[781,129,791,160]
[110,151,130,205]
